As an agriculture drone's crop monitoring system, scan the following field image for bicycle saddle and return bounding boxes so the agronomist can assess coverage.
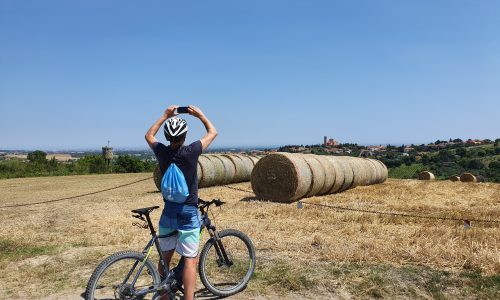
[131,206,160,215]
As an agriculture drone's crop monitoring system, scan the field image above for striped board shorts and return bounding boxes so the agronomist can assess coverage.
[159,227,200,258]
[158,202,201,258]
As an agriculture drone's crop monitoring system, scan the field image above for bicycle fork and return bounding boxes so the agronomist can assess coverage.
[208,227,233,267]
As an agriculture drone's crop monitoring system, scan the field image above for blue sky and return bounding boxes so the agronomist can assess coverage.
[1,1,499,150]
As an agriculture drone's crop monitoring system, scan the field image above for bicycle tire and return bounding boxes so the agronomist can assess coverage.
[85,250,161,300]
[198,229,256,297]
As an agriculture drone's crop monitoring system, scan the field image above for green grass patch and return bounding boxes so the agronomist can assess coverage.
[250,260,500,299]
[460,271,500,298]
[0,239,57,260]
[253,260,314,291]
[388,163,424,179]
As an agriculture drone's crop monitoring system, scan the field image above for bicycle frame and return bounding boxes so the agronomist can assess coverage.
[120,212,167,297]
[125,200,234,297]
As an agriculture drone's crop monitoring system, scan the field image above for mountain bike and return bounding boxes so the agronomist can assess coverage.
[84,198,256,299]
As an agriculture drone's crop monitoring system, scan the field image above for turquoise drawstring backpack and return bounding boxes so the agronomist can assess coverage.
[161,163,189,203]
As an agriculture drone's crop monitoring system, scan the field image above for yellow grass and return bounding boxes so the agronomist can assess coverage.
[0,174,499,298]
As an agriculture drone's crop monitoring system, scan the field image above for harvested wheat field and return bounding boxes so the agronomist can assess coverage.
[1,174,500,299]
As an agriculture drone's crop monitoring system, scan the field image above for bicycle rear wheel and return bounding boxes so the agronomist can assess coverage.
[85,250,161,300]
[198,229,256,297]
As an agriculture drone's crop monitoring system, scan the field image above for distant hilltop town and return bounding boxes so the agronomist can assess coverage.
[278,137,497,157]
[278,137,500,182]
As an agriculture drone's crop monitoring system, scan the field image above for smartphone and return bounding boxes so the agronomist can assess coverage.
[177,106,189,114]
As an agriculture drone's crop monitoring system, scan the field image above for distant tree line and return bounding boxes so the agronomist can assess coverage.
[380,142,500,182]
[278,138,500,183]
[0,150,156,179]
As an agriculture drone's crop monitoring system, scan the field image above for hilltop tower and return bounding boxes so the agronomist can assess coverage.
[102,140,113,165]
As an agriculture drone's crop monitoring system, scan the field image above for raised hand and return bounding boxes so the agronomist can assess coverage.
[187,105,205,119]
[164,105,179,118]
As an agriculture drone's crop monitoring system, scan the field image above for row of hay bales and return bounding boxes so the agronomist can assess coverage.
[153,154,263,190]
[419,171,484,182]
[250,153,388,203]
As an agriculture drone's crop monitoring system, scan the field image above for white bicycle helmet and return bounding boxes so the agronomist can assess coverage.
[164,117,188,141]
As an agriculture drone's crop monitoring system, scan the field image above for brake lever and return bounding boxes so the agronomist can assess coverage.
[215,199,225,207]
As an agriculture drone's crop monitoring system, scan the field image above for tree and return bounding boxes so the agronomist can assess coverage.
[113,155,144,173]
[477,149,487,157]
[455,147,466,157]
[489,161,500,170]
[421,154,430,165]
[76,155,109,174]
[437,149,454,162]
[466,159,485,170]
[403,155,415,166]
[47,157,59,172]
[27,150,47,164]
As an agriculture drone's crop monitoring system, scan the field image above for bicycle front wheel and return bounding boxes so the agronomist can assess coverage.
[85,250,161,300]
[198,229,256,297]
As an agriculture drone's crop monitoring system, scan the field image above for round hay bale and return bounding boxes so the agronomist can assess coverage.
[333,156,354,192]
[246,155,261,166]
[364,158,380,185]
[418,171,435,180]
[212,154,236,184]
[335,157,355,191]
[251,152,312,202]
[354,158,371,186]
[363,158,378,185]
[234,154,254,180]
[221,154,247,182]
[324,156,345,194]
[374,159,388,183]
[460,172,477,182]
[476,175,485,183]
[372,159,388,183]
[346,157,367,188]
[375,159,389,183]
[302,154,326,197]
[198,155,216,187]
[197,162,202,183]
[204,155,226,185]
[315,155,336,195]
[449,175,460,182]
[153,164,162,191]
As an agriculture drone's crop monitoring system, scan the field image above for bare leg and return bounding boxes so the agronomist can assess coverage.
[158,250,175,300]
[182,256,198,300]
[158,249,175,278]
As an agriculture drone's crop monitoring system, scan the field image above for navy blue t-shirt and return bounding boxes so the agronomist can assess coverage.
[152,140,202,206]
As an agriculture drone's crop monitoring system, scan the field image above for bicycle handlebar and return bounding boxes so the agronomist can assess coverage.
[198,198,225,210]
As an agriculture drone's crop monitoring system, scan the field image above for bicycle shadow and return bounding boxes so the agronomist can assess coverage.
[240,196,267,202]
[194,288,227,299]
[79,289,230,300]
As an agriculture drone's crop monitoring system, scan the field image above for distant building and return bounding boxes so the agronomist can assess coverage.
[359,150,374,157]
[465,139,484,146]
[323,136,339,147]
[367,145,386,152]
[404,147,414,153]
